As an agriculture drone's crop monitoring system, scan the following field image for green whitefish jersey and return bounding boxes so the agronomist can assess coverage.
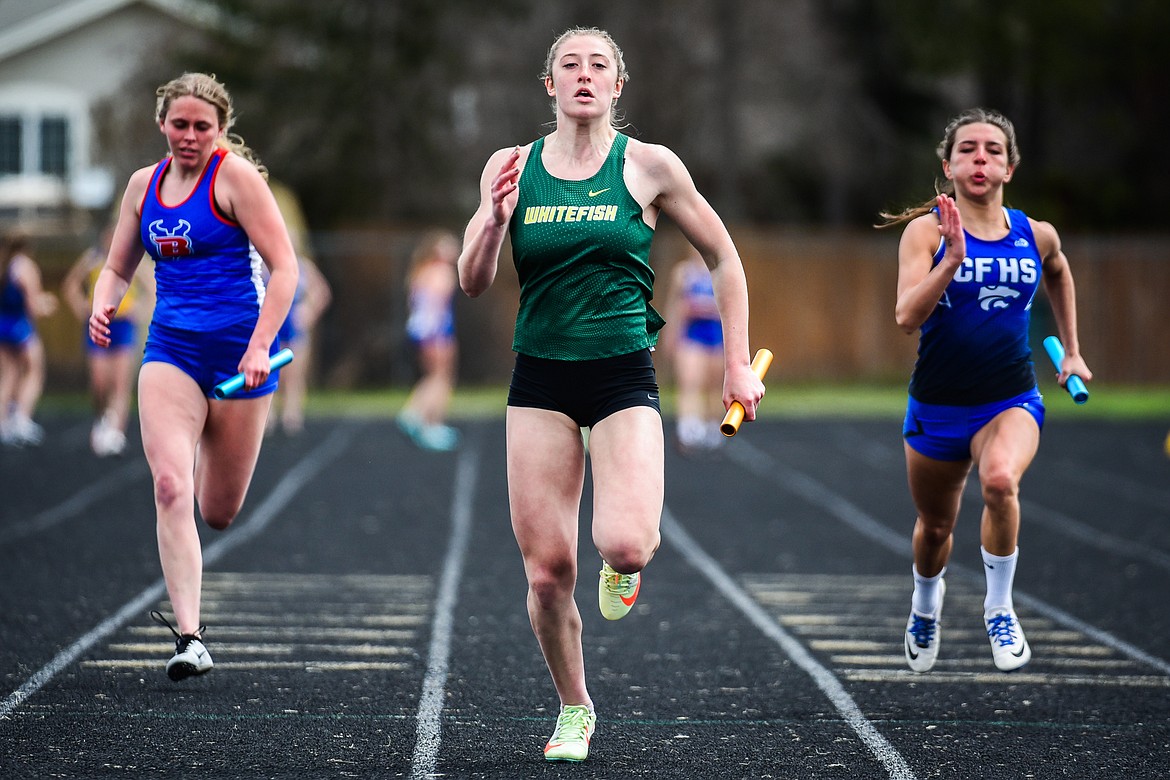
[509,133,663,360]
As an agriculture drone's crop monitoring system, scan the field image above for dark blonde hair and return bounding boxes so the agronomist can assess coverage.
[877,107,1020,228]
[409,230,460,279]
[541,27,629,127]
[155,72,266,177]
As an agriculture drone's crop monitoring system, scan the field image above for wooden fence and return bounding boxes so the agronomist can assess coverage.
[27,226,1170,389]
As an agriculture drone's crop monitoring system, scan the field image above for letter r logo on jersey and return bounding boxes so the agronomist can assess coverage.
[149,219,194,257]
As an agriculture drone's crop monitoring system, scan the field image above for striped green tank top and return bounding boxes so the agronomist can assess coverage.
[509,133,663,360]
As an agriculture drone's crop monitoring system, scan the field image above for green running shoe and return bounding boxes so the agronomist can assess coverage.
[598,562,641,620]
[544,704,596,762]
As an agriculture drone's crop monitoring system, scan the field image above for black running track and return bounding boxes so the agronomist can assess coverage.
[2,410,1169,779]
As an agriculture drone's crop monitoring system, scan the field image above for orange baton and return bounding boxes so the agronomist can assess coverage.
[720,348,774,437]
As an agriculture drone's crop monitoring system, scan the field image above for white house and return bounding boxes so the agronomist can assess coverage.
[0,0,211,223]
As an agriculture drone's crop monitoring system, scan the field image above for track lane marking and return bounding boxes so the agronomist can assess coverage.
[0,459,149,545]
[727,440,1170,677]
[85,570,431,675]
[81,660,412,672]
[746,574,1161,685]
[0,424,356,720]
[661,507,918,780]
[410,445,478,780]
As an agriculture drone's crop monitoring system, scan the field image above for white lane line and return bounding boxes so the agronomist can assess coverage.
[1022,498,1170,573]
[171,599,430,612]
[829,426,1170,574]
[727,440,1170,677]
[106,642,415,656]
[95,570,426,672]
[411,446,478,780]
[841,670,1170,687]
[746,572,1160,685]
[831,655,1142,671]
[661,508,918,780]
[80,660,412,672]
[0,424,355,720]
[128,626,418,641]
[1049,455,1170,512]
[828,423,1170,577]
[132,612,427,626]
[0,459,149,545]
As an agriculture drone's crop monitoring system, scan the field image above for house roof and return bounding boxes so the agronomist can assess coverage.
[0,0,214,63]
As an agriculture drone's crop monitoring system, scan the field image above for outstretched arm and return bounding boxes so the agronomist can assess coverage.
[459,146,523,298]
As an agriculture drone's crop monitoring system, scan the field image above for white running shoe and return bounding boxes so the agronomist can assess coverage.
[4,415,43,447]
[166,635,214,681]
[89,420,105,455]
[985,607,1031,671]
[904,579,945,673]
[90,418,125,456]
[103,427,127,456]
[152,611,213,681]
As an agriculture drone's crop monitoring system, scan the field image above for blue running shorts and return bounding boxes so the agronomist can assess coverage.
[86,319,138,353]
[903,388,1044,461]
[143,321,278,399]
[0,314,34,346]
[683,318,723,349]
[277,309,301,348]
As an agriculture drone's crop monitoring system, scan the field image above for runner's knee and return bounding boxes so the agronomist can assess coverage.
[528,556,577,609]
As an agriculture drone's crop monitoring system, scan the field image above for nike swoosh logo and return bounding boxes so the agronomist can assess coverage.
[587,188,610,197]
[620,578,641,606]
[1011,645,1027,657]
[905,634,920,660]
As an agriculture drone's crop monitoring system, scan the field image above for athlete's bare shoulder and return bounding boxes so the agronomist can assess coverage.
[623,136,682,174]
[900,210,943,252]
[1027,216,1062,260]
[122,164,158,214]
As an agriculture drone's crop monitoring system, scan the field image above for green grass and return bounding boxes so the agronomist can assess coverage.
[758,382,1170,420]
[311,382,1169,421]
[40,382,1170,421]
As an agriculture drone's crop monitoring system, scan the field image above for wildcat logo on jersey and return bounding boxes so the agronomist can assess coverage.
[148,219,194,258]
[978,285,1021,311]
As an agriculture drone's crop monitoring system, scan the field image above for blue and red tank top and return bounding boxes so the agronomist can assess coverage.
[139,148,264,331]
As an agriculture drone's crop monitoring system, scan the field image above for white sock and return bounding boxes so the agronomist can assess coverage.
[982,546,1019,614]
[677,416,704,446]
[911,565,945,618]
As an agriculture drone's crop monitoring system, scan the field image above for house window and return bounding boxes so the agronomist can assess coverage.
[0,116,20,175]
[40,116,69,176]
